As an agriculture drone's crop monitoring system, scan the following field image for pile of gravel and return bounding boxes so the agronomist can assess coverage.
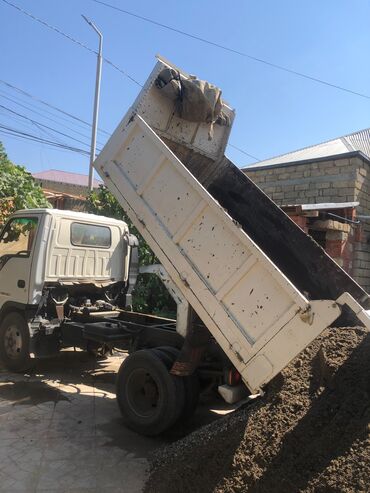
[145,327,370,493]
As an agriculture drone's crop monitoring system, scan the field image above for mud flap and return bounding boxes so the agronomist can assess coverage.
[125,234,139,309]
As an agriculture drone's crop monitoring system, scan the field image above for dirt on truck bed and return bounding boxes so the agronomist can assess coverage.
[145,327,370,493]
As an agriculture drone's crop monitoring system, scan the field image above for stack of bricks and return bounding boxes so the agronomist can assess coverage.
[310,220,353,274]
[285,213,355,274]
[290,215,309,233]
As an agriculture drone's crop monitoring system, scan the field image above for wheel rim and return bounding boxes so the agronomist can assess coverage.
[4,325,23,359]
[126,368,160,418]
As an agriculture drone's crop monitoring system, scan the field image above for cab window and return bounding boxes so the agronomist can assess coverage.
[0,217,38,257]
[71,222,111,248]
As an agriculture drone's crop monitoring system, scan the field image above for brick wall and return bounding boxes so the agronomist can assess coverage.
[245,154,370,292]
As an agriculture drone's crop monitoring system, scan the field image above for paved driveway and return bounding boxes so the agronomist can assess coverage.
[0,351,229,493]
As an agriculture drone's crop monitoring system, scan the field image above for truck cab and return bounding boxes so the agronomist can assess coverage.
[0,208,134,370]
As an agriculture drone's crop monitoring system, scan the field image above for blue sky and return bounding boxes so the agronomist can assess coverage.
[1,0,370,176]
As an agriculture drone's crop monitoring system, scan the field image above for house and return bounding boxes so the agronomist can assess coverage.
[33,169,101,197]
[33,169,103,212]
[243,127,370,291]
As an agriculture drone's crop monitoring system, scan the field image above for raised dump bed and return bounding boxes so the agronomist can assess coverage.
[125,56,370,307]
[94,55,368,392]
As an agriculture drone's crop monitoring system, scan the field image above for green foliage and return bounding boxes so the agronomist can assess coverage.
[87,185,176,316]
[0,142,50,223]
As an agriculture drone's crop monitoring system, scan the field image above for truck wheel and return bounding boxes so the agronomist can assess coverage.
[0,312,31,372]
[116,349,185,436]
[154,346,201,421]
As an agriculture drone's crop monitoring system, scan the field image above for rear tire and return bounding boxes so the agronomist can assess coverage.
[154,346,200,421]
[0,312,31,372]
[116,349,185,436]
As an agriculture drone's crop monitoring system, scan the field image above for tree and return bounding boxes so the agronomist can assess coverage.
[0,142,50,224]
[87,185,176,316]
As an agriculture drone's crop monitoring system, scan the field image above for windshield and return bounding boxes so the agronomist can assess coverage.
[0,217,38,257]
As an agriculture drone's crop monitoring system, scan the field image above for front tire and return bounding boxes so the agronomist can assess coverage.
[0,312,31,372]
[116,349,185,436]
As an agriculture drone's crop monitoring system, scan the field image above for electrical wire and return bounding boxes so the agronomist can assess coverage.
[0,123,90,155]
[0,108,96,166]
[1,0,142,87]
[8,0,369,102]
[0,90,106,146]
[0,107,74,149]
[227,143,259,161]
[6,0,367,102]
[0,131,85,156]
[89,0,370,101]
[0,104,101,150]
[0,79,110,136]
[0,1,259,160]
[0,78,259,161]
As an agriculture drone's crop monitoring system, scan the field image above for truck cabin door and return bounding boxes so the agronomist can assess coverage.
[0,216,39,308]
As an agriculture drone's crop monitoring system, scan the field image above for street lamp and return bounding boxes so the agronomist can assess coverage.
[82,14,103,191]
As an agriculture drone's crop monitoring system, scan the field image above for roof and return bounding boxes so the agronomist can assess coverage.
[13,208,127,226]
[244,127,370,170]
[33,169,102,188]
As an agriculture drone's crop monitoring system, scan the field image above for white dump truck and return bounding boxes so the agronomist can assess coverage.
[1,56,370,436]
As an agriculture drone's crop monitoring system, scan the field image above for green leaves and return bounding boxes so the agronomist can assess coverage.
[0,142,50,224]
[87,185,176,316]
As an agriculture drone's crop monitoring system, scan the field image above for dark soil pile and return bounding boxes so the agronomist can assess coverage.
[145,327,370,493]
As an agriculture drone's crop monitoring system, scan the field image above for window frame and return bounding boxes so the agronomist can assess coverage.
[0,216,39,259]
[70,221,112,249]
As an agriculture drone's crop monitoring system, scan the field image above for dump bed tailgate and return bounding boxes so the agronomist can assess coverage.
[95,115,341,392]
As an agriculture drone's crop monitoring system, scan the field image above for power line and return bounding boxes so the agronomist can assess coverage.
[0,80,259,162]
[0,79,111,136]
[0,91,105,146]
[0,123,90,155]
[0,122,88,155]
[1,0,142,87]
[0,106,75,149]
[0,1,259,160]
[227,143,259,161]
[0,131,86,156]
[7,0,363,103]
[0,125,89,155]
[0,104,98,150]
[0,86,102,137]
[90,0,370,102]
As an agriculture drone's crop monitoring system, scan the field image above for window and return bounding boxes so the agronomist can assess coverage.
[71,222,111,248]
[0,217,38,257]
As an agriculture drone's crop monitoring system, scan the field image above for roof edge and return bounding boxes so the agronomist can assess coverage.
[242,150,370,172]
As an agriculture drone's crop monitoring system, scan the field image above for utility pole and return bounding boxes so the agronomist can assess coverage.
[82,14,103,191]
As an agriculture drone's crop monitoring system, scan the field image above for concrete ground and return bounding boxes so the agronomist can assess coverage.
[0,350,232,493]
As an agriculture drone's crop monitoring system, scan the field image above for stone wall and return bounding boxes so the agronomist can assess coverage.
[244,154,370,292]
[351,158,370,291]
[34,179,90,197]
[244,156,359,205]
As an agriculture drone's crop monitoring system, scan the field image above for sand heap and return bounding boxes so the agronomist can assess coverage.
[146,327,370,493]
